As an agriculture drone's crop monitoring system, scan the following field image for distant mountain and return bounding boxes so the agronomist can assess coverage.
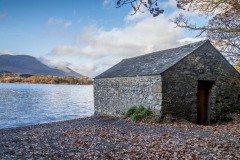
[0,54,84,78]
[55,65,84,78]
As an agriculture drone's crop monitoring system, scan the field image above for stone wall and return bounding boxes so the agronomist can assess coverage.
[94,75,162,116]
[161,42,240,123]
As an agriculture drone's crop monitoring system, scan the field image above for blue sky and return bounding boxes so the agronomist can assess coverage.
[0,0,204,77]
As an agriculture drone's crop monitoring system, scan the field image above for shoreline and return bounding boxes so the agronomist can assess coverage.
[0,115,239,159]
[0,115,95,132]
[0,116,94,131]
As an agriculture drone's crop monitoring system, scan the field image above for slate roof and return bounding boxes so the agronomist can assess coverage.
[95,40,209,79]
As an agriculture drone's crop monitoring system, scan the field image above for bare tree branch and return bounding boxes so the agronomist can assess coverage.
[116,0,164,17]
[116,0,240,64]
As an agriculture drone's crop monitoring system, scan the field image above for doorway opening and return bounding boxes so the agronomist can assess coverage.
[197,80,215,124]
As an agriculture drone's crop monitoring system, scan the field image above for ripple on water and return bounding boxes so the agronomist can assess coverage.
[0,83,94,129]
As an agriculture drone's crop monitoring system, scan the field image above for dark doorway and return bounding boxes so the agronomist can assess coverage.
[197,80,215,124]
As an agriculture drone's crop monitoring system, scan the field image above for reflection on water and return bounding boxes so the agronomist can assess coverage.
[0,83,94,129]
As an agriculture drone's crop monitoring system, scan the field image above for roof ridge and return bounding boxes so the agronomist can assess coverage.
[159,40,210,74]
[122,39,209,61]
[95,40,210,79]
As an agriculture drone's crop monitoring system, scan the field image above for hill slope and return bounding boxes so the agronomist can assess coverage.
[0,55,84,78]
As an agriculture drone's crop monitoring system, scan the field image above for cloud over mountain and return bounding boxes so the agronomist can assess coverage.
[0,54,84,78]
[49,13,186,77]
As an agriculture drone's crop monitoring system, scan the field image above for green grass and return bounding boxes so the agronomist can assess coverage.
[125,106,137,117]
[125,106,158,123]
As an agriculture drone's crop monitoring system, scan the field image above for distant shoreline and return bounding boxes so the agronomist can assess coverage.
[0,74,93,85]
[0,82,93,85]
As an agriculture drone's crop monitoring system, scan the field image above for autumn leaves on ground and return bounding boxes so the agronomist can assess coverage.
[0,115,239,159]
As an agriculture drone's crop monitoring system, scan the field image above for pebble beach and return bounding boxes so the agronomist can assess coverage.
[0,115,239,159]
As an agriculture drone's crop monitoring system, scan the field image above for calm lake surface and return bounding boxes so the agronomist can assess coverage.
[0,83,94,129]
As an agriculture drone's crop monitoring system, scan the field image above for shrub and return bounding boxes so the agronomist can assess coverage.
[125,106,157,122]
[141,107,152,117]
[131,113,142,122]
[125,106,137,117]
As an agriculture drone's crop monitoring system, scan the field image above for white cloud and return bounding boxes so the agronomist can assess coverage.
[71,56,123,78]
[50,46,78,55]
[102,0,113,7]
[49,1,205,77]
[0,50,17,55]
[178,37,206,45]
[38,57,71,68]
[47,17,72,28]
[38,57,90,76]
[51,15,183,58]
[49,13,185,77]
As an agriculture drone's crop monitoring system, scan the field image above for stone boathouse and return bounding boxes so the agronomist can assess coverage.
[94,40,240,124]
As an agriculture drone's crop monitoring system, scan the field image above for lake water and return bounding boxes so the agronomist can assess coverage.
[0,83,94,129]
